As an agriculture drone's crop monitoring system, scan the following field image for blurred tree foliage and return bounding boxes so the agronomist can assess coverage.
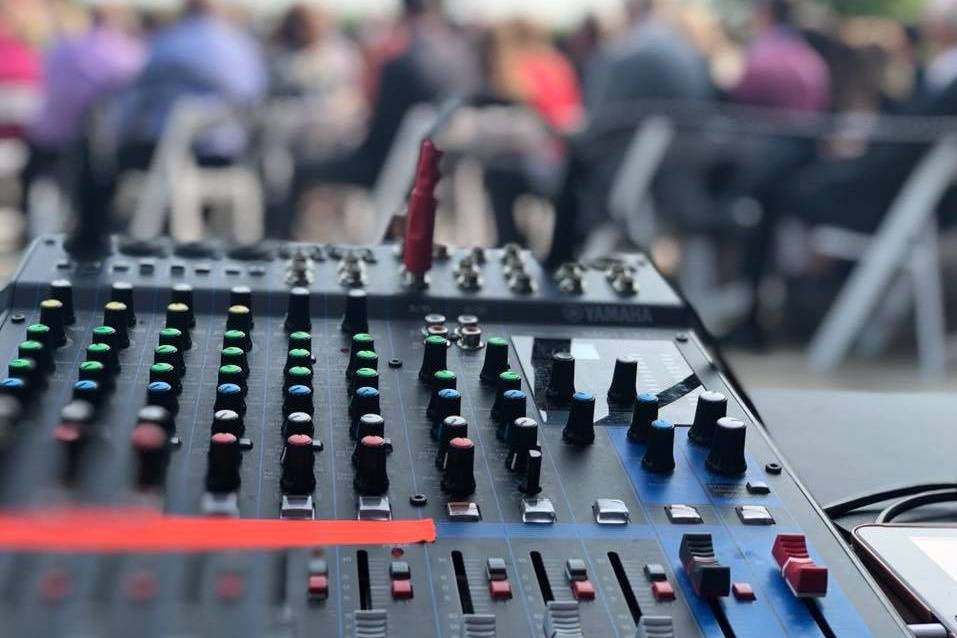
[825,0,922,20]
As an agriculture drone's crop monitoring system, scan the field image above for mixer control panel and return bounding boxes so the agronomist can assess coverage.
[0,236,907,637]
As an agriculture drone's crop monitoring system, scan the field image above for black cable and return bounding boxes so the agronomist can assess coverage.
[823,483,957,519]
[875,490,957,525]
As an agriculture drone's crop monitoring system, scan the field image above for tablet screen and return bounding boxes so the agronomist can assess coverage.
[912,536,957,582]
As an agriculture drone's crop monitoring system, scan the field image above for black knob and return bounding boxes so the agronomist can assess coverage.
[284,411,314,437]
[149,362,179,393]
[211,408,244,437]
[283,384,313,417]
[546,352,575,404]
[354,435,389,495]
[110,282,136,326]
[55,419,86,484]
[158,326,185,351]
[688,391,728,447]
[348,367,378,395]
[221,347,248,375]
[146,381,178,416]
[50,280,75,325]
[427,369,457,418]
[418,335,448,382]
[19,339,51,374]
[165,304,192,349]
[341,289,369,334]
[562,391,596,446]
[642,419,675,474]
[138,405,173,433]
[218,365,246,393]
[441,437,476,497]
[349,386,380,437]
[506,417,538,473]
[85,343,117,374]
[229,286,253,313]
[0,377,29,402]
[347,348,377,380]
[224,329,252,353]
[131,423,168,490]
[281,434,316,494]
[39,299,66,347]
[284,287,311,333]
[490,370,521,421]
[206,432,241,493]
[496,389,527,441]
[628,393,659,443]
[72,380,102,407]
[607,356,638,406]
[61,400,95,427]
[347,333,375,376]
[8,357,37,388]
[435,415,467,469]
[355,413,385,441]
[154,344,183,376]
[283,365,313,392]
[214,383,246,416]
[520,449,543,494]
[429,389,461,439]
[170,284,195,327]
[226,304,253,334]
[25,322,52,347]
[480,336,509,385]
[0,395,20,447]
[288,330,311,352]
[705,417,747,476]
[285,348,313,372]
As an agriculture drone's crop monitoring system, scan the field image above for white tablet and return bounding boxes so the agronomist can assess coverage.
[854,525,957,633]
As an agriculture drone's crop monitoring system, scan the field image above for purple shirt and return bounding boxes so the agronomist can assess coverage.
[29,26,144,147]
[731,28,830,112]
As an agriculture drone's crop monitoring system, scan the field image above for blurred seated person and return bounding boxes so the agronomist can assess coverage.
[269,3,365,125]
[733,0,957,345]
[789,0,957,235]
[721,0,831,346]
[0,14,41,139]
[546,0,714,267]
[80,0,265,221]
[480,19,583,246]
[270,0,479,239]
[21,2,143,216]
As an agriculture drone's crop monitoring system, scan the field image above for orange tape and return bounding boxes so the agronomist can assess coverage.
[0,508,435,552]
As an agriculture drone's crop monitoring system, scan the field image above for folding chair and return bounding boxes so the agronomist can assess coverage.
[808,134,957,374]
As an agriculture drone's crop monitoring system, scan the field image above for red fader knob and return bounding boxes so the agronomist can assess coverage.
[772,534,828,598]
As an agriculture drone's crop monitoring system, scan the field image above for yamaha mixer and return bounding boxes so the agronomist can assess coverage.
[0,143,910,637]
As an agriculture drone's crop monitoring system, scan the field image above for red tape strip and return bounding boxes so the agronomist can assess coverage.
[0,508,435,552]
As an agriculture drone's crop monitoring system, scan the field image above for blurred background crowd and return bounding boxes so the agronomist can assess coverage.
[0,0,955,386]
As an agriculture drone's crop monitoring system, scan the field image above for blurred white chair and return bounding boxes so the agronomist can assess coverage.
[129,98,263,243]
[808,134,957,374]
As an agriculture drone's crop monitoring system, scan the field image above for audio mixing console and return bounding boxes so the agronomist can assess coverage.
[0,232,910,638]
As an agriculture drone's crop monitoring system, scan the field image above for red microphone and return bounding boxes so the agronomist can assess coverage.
[403,139,442,279]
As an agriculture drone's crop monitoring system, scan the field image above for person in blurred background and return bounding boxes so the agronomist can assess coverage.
[730,0,830,111]
[271,0,479,239]
[21,2,143,219]
[0,12,41,140]
[77,0,265,223]
[723,0,831,347]
[480,19,582,246]
[269,3,364,114]
[546,0,713,267]
[924,0,957,95]
[115,0,265,163]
